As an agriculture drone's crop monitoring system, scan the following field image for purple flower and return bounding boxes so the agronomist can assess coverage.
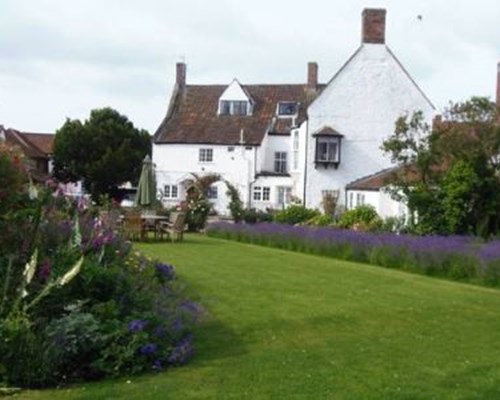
[128,319,148,333]
[152,358,164,370]
[38,259,52,280]
[155,262,175,281]
[139,343,158,355]
[167,336,194,365]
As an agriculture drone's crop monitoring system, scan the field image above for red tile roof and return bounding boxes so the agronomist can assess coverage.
[22,133,54,155]
[346,166,401,191]
[3,129,54,158]
[154,84,323,145]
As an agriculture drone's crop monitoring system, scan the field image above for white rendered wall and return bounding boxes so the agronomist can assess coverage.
[306,44,435,209]
[346,189,408,220]
[262,135,291,173]
[153,143,256,215]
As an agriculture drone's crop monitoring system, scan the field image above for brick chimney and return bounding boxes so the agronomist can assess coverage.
[307,62,318,91]
[496,62,500,107]
[176,62,186,89]
[362,8,386,44]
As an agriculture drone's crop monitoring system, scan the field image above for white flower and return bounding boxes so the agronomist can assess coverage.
[58,257,84,286]
[23,249,38,285]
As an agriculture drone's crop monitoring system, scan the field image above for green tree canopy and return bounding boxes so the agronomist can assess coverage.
[53,108,151,201]
[382,97,500,237]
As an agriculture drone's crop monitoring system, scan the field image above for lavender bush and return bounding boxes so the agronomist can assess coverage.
[207,222,500,286]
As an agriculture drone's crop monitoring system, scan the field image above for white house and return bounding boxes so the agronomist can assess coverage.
[153,8,435,218]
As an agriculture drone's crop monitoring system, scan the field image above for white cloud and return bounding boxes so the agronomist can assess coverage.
[0,0,498,133]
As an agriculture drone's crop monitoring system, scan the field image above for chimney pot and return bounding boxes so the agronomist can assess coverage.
[307,62,318,91]
[362,8,386,44]
[176,62,186,89]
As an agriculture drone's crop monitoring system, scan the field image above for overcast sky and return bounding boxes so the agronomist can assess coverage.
[0,0,498,134]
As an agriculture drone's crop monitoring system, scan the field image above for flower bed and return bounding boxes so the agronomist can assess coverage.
[0,183,201,388]
[206,222,500,286]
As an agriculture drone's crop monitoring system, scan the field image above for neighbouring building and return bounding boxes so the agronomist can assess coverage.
[153,8,436,218]
[0,125,55,182]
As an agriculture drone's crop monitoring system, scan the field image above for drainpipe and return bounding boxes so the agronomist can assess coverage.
[302,123,309,206]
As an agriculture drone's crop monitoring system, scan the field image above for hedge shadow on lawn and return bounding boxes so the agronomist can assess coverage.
[193,318,248,363]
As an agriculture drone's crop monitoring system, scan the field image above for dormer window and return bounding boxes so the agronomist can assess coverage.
[277,102,298,116]
[218,79,253,116]
[219,100,249,116]
[313,127,343,169]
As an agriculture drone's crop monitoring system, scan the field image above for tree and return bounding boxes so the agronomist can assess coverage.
[382,97,500,237]
[53,108,151,201]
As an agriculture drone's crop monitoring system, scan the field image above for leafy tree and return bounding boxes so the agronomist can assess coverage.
[53,108,151,201]
[382,97,500,237]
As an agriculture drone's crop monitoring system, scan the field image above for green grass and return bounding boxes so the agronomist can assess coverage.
[18,234,500,399]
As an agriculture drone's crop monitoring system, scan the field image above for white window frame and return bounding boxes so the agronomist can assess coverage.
[277,101,298,116]
[274,152,288,174]
[219,100,249,116]
[253,186,271,202]
[356,193,365,206]
[164,184,178,199]
[277,186,292,206]
[199,148,213,163]
[292,131,299,170]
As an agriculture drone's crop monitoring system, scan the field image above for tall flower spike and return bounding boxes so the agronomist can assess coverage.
[58,257,84,286]
[72,215,82,248]
[28,176,38,200]
[23,249,38,285]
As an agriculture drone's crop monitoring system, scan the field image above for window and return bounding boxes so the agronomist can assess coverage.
[314,135,342,168]
[349,192,354,209]
[233,101,248,115]
[220,101,231,115]
[263,187,270,201]
[356,193,365,206]
[207,185,218,200]
[274,152,288,174]
[219,100,249,116]
[317,138,338,162]
[277,187,292,206]
[253,186,271,201]
[292,131,299,170]
[164,184,178,199]
[278,102,298,116]
[199,148,213,163]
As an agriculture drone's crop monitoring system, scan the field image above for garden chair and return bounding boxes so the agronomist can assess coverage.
[122,211,144,241]
[141,209,159,240]
[159,212,186,242]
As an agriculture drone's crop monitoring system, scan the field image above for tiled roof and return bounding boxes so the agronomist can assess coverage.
[313,126,343,136]
[154,84,323,145]
[4,129,54,158]
[346,166,404,191]
[22,133,54,155]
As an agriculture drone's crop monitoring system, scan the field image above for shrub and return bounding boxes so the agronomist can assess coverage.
[243,208,274,224]
[225,181,244,223]
[274,205,319,225]
[338,205,379,229]
[304,214,334,227]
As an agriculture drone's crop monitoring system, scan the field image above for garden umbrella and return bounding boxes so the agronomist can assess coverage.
[134,155,157,207]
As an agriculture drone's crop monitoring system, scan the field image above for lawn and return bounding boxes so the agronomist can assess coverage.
[18,234,500,399]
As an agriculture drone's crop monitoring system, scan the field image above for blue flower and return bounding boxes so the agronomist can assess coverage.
[128,319,148,333]
[139,343,158,355]
[154,262,176,281]
[167,336,194,365]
